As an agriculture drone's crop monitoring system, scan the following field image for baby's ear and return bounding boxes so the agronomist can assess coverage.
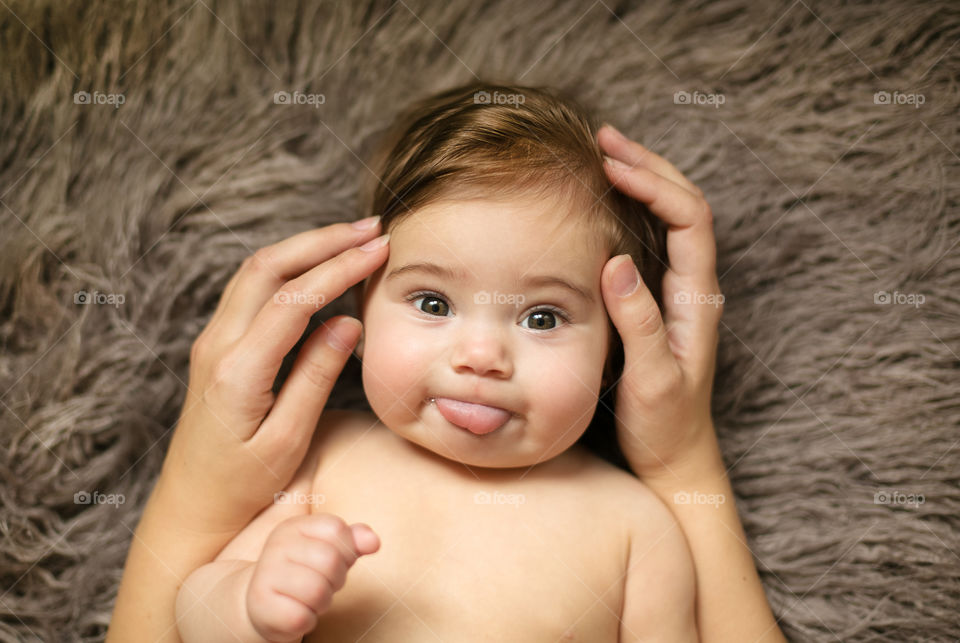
[354,328,364,360]
[351,283,366,360]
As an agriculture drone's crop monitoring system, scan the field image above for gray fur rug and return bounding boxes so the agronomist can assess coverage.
[1,1,958,640]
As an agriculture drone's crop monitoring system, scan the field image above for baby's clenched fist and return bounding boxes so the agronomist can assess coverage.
[246,513,380,641]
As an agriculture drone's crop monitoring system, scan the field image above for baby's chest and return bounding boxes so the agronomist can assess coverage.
[305,456,627,641]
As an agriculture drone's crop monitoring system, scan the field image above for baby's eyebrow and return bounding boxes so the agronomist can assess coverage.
[385,261,594,304]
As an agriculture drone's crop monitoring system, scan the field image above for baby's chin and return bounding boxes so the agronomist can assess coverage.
[419,440,552,469]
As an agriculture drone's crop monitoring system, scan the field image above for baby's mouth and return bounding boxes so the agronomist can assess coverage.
[428,396,512,435]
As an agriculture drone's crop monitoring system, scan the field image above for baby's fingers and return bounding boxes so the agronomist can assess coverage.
[247,562,324,639]
[275,557,337,615]
[287,523,381,574]
[271,514,380,573]
[249,515,379,635]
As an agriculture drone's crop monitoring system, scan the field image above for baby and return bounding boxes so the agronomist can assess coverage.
[174,82,698,642]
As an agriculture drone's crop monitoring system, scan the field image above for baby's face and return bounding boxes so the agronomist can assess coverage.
[357,196,612,468]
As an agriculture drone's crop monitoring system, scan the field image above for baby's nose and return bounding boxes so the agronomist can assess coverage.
[449,329,512,378]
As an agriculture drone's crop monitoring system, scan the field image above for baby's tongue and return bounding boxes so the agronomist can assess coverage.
[435,397,510,435]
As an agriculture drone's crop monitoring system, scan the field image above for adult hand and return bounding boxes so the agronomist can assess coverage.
[597,124,724,478]
[158,218,389,534]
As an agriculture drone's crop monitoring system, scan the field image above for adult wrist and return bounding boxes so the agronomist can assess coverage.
[627,422,726,489]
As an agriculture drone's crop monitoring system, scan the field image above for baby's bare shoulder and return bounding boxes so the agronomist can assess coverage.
[307,408,386,477]
[313,408,382,453]
[590,460,687,548]
[591,462,696,640]
[568,458,698,639]
[567,449,672,512]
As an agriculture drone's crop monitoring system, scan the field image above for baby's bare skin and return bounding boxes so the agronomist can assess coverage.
[210,409,697,642]
[119,117,783,642]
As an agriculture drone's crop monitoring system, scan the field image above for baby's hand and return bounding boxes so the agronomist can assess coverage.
[246,514,380,641]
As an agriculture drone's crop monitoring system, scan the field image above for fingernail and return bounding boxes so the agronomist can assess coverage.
[603,123,626,142]
[351,215,380,230]
[326,317,362,350]
[359,233,390,252]
[612,255,640,297]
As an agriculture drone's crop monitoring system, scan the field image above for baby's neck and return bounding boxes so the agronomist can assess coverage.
[383,426,586,485]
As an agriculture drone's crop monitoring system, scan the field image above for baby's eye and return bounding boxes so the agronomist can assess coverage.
[520,309,565,331]
[406,291,568,331]
[410,293,450,316]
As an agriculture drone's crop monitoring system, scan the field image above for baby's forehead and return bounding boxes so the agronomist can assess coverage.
[392,196,602,240]
[385,204,608,285]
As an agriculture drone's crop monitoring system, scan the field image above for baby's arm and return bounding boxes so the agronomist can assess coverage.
[174,420,379,642]
[176,559,260,642]
[174,452,313,643]
[176,509,379,643]
[598,124,784,640]
[619,482,699,642]
[636,434,783,642]
[108,222,383,641]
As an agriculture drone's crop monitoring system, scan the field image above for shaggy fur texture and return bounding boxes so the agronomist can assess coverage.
[1,1,958,640]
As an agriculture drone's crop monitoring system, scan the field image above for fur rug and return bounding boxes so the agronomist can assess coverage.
[0,0,957,640]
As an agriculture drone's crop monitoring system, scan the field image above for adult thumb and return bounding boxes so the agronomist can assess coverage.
[601,255,676,376]
[350,523,381,557]
[248,315,362,470]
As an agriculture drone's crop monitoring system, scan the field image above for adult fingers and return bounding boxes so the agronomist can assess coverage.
[209,218,382,342]
[601,150,723,384]
[222,235,389,423]
[600,255,681,392]
[597,125,703,197]
[250,315,362,462]
[602,159,717,289]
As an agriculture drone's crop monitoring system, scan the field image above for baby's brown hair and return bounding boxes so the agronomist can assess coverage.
[354,80,667,467]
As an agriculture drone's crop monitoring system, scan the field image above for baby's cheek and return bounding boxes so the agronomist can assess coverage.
[361,327,431,409]
[530,348,602,431]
